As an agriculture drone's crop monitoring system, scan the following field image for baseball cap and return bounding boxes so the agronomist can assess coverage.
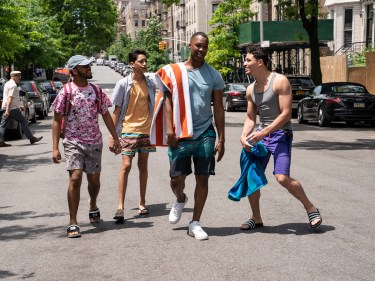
[66,55,91,70]
[10,71,22,76]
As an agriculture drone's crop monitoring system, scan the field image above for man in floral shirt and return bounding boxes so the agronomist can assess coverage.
[51,55,121,238]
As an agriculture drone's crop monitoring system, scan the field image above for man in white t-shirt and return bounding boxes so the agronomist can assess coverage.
[0,71,43,147]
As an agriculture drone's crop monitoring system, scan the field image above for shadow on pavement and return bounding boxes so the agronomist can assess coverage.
[294,139,375,150]
[0,224,64,241]
[171,223,334,237]
[0,211,66,221]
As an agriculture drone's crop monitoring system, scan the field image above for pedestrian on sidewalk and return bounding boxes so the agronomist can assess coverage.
[151,32,225,240]
[239,45,322,230]
[51,55,121,238]
[110,49,157,221]
[0,71,43,147]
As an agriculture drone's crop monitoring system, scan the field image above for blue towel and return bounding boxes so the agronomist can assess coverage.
[228,142,268,201]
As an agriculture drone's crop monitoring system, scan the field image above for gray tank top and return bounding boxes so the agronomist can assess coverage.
[251,73,291,130]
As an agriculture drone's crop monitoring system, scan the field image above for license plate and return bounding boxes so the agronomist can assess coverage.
[354,102,365,108]
[296,90,305,95]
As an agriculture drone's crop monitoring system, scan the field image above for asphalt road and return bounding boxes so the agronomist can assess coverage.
[1,65,374,281]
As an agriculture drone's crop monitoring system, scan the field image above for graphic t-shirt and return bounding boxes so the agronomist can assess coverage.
[51,82,112,144]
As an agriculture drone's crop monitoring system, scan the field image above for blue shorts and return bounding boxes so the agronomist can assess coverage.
[168,125,216,177]
[259,129,293,176]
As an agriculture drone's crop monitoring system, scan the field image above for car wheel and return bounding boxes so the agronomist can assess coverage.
[11,122,23,139]
[38,110,45,120]
[31,113,37,123]
[24,109,29,124]
[225,99,233,112]
[346,121,355,127]
[297,105,308,124]
[318,107,330,127]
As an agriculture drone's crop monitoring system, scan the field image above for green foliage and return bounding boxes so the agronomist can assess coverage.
[108,15,170,72]
[41,0,118,57]
[0,0,27,64]
[206,0,254,78]
[17,0,65,69]
[278,0,325,20]
[107,33,133,63]
[349,48,374,67]
[206,30,240,77]
[160,0,180,6]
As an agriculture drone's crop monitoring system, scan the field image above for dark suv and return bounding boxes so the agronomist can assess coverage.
[19,80,49,119]
[286,75,315,116]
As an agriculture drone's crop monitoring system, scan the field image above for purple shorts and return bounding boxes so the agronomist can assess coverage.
[259,129,293,176]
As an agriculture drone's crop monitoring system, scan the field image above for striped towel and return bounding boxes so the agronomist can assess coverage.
[150,63,193,146]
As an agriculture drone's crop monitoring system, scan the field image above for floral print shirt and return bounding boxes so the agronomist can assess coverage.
[51,82,112,144]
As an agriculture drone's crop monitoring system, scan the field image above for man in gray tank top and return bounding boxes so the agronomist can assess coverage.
[239,46,322,230]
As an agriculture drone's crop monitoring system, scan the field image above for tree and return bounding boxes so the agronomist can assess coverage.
[133,15,170,71]
[108,15,170,71]
[15,0,65,78]
[41,0,118,57]
[160,0,180,6]
[206,0,254,80]
[278,0,324,84]
[0,0,27,68]
[107,33,133,63]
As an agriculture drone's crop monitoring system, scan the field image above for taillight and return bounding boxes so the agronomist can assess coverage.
[31,83,40,97]
[228,91,241,97]
[50,81,56,92]
[326,97,341,104]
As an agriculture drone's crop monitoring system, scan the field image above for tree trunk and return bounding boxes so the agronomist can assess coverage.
[299,0,322,85]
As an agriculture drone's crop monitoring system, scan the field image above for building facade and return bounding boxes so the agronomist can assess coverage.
[116,0,223,62]
[325,0,374,55]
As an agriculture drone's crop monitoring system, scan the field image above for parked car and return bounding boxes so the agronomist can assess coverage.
[53,67,70,84]
[297,82,375,127]
[53,81,64,92]
[286,75,315,116]
[19,80,49,119]
[96,58,104,66]
[115,62,125,73]
[122,65,132,77]
[144,72,158,89]
[222,83,248,111]
[0,86,37,140]
[38,80,58,104]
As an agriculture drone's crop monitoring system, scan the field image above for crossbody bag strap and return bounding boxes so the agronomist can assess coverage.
[89,82,102,113]
[61,83,72,138]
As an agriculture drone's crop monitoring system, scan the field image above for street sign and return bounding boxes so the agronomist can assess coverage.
[261,40,270,47]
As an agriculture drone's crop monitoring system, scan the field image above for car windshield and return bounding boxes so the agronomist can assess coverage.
[20,82,34,92]
[40,82,52,89]
[232,84,247,91]
[289,78,314,87]
[330,85,367,94]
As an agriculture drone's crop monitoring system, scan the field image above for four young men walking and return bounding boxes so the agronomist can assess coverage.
[0,32,321,239]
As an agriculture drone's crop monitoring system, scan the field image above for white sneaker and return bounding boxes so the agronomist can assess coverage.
[188,221,209,240]
[169,194,188,224]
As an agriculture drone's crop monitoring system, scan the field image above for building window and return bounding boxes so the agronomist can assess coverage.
[344,8,353,47]
[213,4,219,13]
[142,20,146,27]
[366,5,373,47]
[135,20,138,27]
